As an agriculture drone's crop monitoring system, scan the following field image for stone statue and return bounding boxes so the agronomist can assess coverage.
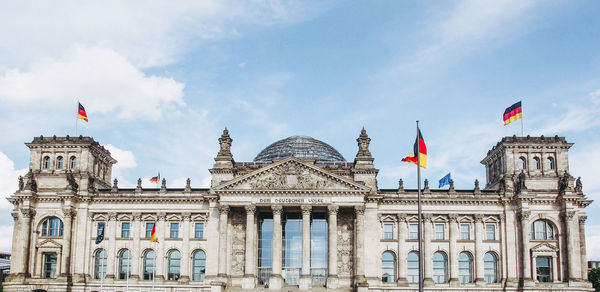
[516,171,526,193]
[559,171,570,194]
[18,175,24,191]
[161,178,167,189]
[575,176,582,193]
[137,178,142,189]
[356,127,372,157]
[397,179,404,192]
[66,170,78,191]
[217,127,233,158]
[24,169,36,192]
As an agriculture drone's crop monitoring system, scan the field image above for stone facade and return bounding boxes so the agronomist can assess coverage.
[3,131,593,291]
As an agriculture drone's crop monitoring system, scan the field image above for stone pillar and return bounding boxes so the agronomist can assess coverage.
[327,205,339,289]
[355,206,366,284]
[519,210,532,285]
[269,205,283,289]
[448,214,459,285]
[565,211,581,281]
[474,214,485,285]
[217,205,229,278]
[499,214,507,283]
[106,212,117,279]
[60,208,74,276]
[422,214,433,285]
[180,212,191,283]
[243,205,256,289]
[579,215,588,280]
[131,212,141,279]
[397,213,407,285]
[299,205,312,290]
[15,208,34,277]
[9,211,20,276]
[156,212,166,280]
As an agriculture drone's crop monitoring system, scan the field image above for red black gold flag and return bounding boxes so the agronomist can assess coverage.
[150,173,160,183]
[402,129,427,168]
[150,224,158,243]
[503,101,522,125]
[77,102,88,122]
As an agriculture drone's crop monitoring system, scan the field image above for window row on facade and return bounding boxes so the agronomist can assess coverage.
[95,221,205,239]
[41,155,77,170]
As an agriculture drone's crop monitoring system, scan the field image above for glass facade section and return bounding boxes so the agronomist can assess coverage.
[258,213,273,285]
[311,213,328,286]
[43,252,57,278]
[254,136,346,162]
[283,213,302,285]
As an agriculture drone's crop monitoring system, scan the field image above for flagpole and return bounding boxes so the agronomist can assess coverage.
[416,120,424,292]
[100,238,104,292]
[152,240,156,292]
[520,99,524,137]
[126,219,131,291]
[75,100,78,137]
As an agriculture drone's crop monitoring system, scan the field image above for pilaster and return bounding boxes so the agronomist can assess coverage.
[269,205,283,289]
[448,213,459,285]
[474,214,485,285]
[300,205,312,290]
[217,205,229,278]
[422,213,433,285]
[397,213,407,285]
[243,205,256,289]
[326,205,339,289]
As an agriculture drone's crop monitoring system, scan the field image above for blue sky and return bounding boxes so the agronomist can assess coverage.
[1,1,600,257]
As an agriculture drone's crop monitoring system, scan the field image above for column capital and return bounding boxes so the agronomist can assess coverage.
[245,205,256,214]
[157,212,166,221]
[562,210,576,221]
[448,213,459,222]
[20,207,35,218]
[182,212,191,221]
[498,213,505,222]
[579,215,587,224]
[271,205,283,215]
[132,212,142,221]
[327,205,339,215]
[62,207,76,219]
[108,212,117,221]
[422,213,433,222]
[519,210,531,221]
[301,205,312,215]
[397,212,406,221]
[354,205,365,216]
[474,214,484,223]
[218,205,230,215]
[11,211,19,222]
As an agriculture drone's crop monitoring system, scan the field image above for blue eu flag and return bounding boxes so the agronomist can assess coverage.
[439,173,451,188]
[95,227,104,244]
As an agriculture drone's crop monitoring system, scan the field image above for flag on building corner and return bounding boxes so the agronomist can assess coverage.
[150,224,158,243]
[150,173,160,183]
[439,173,451,188]
[402,129,427,168]
[503,101,522,125]
[78,102,89,122]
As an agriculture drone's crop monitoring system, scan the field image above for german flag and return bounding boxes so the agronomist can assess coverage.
[77,102,88,122]
[150,224,158,243]
[503,101,522,125]
[150,173,160,183]
[402,129,427,168]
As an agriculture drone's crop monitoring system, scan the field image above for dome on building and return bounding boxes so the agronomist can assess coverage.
[254,135,346,162]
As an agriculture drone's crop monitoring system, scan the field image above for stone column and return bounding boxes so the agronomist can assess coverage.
[180,212,191,283]
[355,206,366,284]
[15,208,34,277]
[499,214,507,283]
[131,212,141,279]
[423,214,433,285]
[269,205,283,289]
[299,205,312,290]
[156,212,166,280]
[106,212,117,279]
[326,205,339,289]
[217,205,229,278]
[474,214,485,284]
[243,205,256,289]
[519,210,532,285]
[448,214,459,285]
[9,211,20,276]
[60,208,74,276]
[565,211,581,281]
[397,213,407,285]
[579,215,588,280]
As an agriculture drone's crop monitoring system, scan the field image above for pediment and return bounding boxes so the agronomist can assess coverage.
[531,242,558,253]
[214,157,370,193]
[37,239,62,248]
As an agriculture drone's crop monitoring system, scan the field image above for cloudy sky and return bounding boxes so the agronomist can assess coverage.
[1,1,600,257]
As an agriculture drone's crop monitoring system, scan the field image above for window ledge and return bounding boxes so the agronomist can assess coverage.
[39,236,63,239]
[165,238,183,241]
[483,240,500,243]
[190,238,206,241]
[431,239,449,242]
[381,239,397,242]
[456,240,474,243]
[116,237,133,240]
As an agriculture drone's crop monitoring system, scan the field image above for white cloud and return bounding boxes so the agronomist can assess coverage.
[0,225,12,253]
[0,152,28,210]
[587,224,600,260]
[0,45,185,121]
[105,144,137,187]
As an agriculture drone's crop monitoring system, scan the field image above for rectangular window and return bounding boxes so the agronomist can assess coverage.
[435,224,445,240]
[43,253,57,278]
[383,223,394,239]
[486,224,496,240]
[409,224,418,240]
[460,224,470,240]
[121,222,130,238]
[170,223,179,238]
[536,257,552,282]
[195,223,204,238]
[145,223,155,238]
[97,222,105,237]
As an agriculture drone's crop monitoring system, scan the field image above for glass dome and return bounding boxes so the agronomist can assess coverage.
[254,136,346,162]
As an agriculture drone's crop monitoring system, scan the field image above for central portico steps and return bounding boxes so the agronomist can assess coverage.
[225,287,352,292]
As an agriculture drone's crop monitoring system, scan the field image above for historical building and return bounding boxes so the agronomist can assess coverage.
[4,130,593,291]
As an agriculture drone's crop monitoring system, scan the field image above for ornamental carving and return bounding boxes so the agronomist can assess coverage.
[328,205,339,215]
[519,210,531,221]
[579,215,587,224]
[474,214,484,223]
[422,213,433,223]
[337,210,354,277]
[301,205,312,215]
[244,205,256,214]
[271,205,283,215]
[354,205,365,216]
[448,213,458,222]
[230,211,246,276]
[219,205,230,215]
[249,164,332,190]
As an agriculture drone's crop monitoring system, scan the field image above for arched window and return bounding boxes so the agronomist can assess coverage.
[118,249,131,280]
[381,251,396,283]
[518,157,526,170]
[458,252,473,283]
[70,156,77,169]
[167,250,181,280]
[484,252,498,283]
[531,220,554,240]
[94,249,107,279]
[143,249,155,280]
[192,250,206,281]
[533,157,541,169]
[43,156,51,169]
[546,157,554,170]
[56,156,64,169]
[41,217,64,237]
[407,251,419,283]
[433,251,447,283]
